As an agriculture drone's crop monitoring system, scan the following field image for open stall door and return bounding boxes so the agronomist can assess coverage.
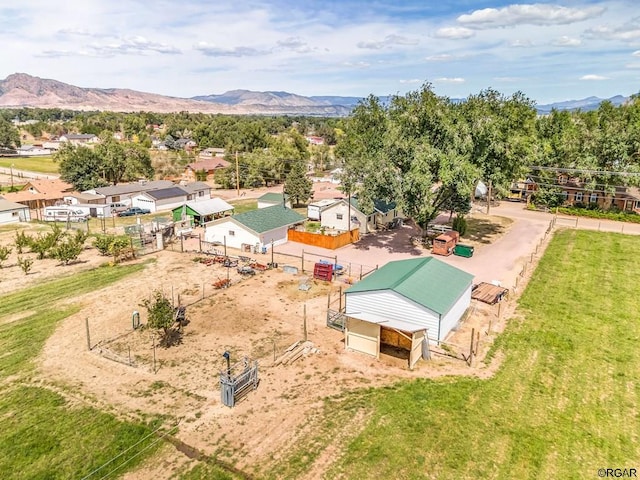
[345,317,380,358]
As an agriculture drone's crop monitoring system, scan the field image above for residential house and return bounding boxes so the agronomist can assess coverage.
[0,199,31,224]
[87,180,174,205]
[172,198,234,226]
[16,145,52,156]
[320,197,401,234]
[257,192,291,209]
[199,147,226,158]
[131,186,189,213]
[42,141,61,151]
[180,181,212,202]
[174,138,197,151]
[203,205,305,252]
[183,158,230,182]
[59,134,99,145]
[3,179,75,211]
[552,174,640,212]
[305,136,325,145]
[343,257,474,367]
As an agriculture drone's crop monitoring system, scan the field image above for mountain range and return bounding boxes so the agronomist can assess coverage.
[0,73,629,116]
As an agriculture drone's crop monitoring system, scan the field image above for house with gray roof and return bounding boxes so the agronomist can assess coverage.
[0,199,31,224]
[179,181,211,201]
[86,181,175,204]
[131,186,189,213]
[343,257,473,367]
[203,205,305,252]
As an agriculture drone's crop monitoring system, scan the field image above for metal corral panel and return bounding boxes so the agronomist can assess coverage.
[345,317,380,357]
[346,290,440,335]
[439,284,472,342]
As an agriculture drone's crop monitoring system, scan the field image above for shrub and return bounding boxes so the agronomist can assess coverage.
[17,256,33,275]
[0,245,11,268]
[51,240,84,265]
[556,206,640,224]
[452,215,467,236]
[14,230,31,254]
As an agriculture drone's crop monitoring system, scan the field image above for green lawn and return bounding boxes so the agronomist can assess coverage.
[0,262,165,479]
[0,156,59,174]
[228,198,257,214]
[271,229,640,479]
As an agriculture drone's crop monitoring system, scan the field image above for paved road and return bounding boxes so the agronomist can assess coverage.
[276,201,640,291]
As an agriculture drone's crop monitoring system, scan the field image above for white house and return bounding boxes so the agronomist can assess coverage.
[307,199,339,221]
[257,192,291,209]
[87,180,175,204]
[343,257,473,367]
[16,145,52,156]
[204,205,305,252]
[179,181,211,202]
[59,134,99,145]
[0,199,31,224]
[131,186,189,213]
[320,197,400,234]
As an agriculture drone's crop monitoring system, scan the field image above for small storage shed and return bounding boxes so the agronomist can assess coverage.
[432,231,459,256]
[344,257,473,365]
[257,192,291,209]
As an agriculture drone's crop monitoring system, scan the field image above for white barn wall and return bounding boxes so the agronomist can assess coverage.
[259,226,289,248]
[0,209,28,224]
[346,290,440,335]
[439,284,472,342]
[204,220,259,249]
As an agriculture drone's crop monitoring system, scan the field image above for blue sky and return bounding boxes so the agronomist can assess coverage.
[2,0,639,104]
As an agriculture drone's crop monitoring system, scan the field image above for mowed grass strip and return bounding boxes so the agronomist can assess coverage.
[0,261,163,480]
[317,230,640,479]
[0,156,59,174]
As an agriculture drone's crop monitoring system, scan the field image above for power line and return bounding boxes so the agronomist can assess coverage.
[529,166,640,177]
[80,422,179,480]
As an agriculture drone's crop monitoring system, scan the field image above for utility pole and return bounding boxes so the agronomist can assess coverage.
[235,151,240,197]
[486,180,492,215]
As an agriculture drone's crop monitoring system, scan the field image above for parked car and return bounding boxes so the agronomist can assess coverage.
[118,207,151,217]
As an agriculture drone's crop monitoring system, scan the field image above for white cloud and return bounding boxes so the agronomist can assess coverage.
[633,50,640,57]
[509,39,534,47]
[458,4,605,29]
[194,42,269,57]
[342,61,370,69]
[425,54,455,61]
[357,34,419,49]
[585,22,640,42]
[580,74,610,80]
[434,77,465,84]
[433,27,475,40]
[552,36,582,47]
[40,36,181,58]
[624,62,640,69]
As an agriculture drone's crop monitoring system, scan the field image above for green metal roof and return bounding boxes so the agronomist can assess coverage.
[233,205,305,234]
[345,257,473,315]
[349,197,396,215]
[258,192,289,203]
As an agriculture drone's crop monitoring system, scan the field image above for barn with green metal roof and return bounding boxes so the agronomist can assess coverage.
[343,257,473,367]
[203,205,305,252]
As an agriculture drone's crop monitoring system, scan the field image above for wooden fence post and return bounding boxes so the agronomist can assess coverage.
[85,318,91,350]
[302,251,305,273]
[468,328,475,367]
[199,234,202,252]
[303,304,308,341]
[152,335,157,374]
[180,235,184,253]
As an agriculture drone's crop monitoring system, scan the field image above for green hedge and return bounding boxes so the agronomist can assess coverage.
[556,206,640,223]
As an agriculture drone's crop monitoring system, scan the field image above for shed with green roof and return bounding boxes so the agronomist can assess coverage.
[203,205,305,251]
[257,192,291,209]
[343,257,473,366]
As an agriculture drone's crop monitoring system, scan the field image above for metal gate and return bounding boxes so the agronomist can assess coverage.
[326,309,346,332]
[219,358,259,408]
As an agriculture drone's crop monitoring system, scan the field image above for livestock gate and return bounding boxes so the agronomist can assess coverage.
[220,357,259,407]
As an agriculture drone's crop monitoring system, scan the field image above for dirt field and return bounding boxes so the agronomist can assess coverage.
[0,220,509,478]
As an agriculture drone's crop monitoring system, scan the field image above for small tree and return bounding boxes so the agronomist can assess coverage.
[141,290,176,346]
[93,234,131,263]
[0,245,11,268]
[51,239,83,265]
[17,256,33,275]
[14,230,31,254]
[452,215,468,237]
[284,160,313,207]
[28,224,64,259]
